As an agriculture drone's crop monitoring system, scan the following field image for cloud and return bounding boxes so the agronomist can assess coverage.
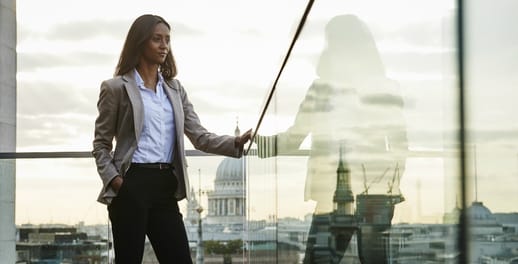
[19,19,203,43]
[46,20,129,41]
[468,128,518,148]
[188,81,265,112]
[17,113,94,150]
[465,0,518,84]
[361,93,404,107]
[18,20,126,42]
[17,80,96,116]
[406,126,518,155]
[16,79,96,150]
[18,51,114,72]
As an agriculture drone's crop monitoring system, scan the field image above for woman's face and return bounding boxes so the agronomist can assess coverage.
[141,22,170,65]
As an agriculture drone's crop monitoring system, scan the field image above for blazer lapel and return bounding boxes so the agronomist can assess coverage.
[163,79,183,140]
[122,72,144,141]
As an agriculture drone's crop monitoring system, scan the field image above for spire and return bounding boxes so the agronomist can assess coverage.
[337,141,347,174]
[333,142,354,215]
[234,116,240,136]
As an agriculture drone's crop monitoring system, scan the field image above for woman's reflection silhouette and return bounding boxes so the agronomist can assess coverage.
[256,14,408,264]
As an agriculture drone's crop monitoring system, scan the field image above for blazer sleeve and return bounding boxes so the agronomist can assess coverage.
[255,81,322,158]
[92,80,120,190]
[176,80,243,158]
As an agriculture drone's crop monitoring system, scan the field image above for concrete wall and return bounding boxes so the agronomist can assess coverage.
[0,0,16,263]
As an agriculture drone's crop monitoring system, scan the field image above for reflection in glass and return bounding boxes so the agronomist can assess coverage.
[256,14,408,263]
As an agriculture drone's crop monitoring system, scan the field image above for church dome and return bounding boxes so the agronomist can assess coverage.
[467,201,503,235]
[215,157,245,183]
[468,201,497,224]
[468,201,492,219]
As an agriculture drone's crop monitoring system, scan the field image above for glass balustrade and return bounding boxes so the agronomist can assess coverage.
[248,1,463,263]
[4,0,518,263]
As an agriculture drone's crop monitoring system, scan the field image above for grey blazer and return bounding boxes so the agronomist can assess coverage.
[92,72,242,205]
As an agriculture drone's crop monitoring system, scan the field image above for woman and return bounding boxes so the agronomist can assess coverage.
[256,14,408,263]
[92,14,251,263]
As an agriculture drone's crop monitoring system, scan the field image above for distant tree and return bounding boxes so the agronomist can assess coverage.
[204,239,243,263]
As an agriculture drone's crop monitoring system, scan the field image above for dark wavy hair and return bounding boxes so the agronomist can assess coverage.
[317,14,384,80]
[115,14,177,80]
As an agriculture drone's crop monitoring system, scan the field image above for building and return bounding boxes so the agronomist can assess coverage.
[16,224,110,264]
[185,125,247,241]
[386,201,518,264]
[205,154,246,228]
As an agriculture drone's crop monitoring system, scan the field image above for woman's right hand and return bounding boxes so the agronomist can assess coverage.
[110,175,124,193]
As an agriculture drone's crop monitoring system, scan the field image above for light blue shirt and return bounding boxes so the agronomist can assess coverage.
[132,69,175,163]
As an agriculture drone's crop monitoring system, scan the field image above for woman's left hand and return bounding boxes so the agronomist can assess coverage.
[235,128,253,148]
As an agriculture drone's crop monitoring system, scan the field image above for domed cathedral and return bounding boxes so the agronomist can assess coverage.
[467,201,504,235]
[205,124,246,228]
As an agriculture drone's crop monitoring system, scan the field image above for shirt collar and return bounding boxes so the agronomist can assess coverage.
[134,69,165,90]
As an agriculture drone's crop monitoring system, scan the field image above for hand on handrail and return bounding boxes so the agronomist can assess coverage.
[235,129,253,154]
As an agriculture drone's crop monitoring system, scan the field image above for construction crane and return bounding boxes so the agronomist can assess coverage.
[361,165,390,195]
[387,163,400,195]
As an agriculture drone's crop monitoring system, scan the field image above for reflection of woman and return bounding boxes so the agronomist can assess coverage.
[256,15,407,263]
[92,14,251,263]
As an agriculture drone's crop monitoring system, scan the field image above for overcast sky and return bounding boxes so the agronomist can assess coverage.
[13,0,518,225]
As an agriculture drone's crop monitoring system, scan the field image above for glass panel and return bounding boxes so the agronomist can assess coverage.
[15,1,305,262]
[249,1,460,263]
[14,155,247,263]
[246,151,279,262]
[183,155,248,263]
[465,1,518,263]
[15,158,111,263]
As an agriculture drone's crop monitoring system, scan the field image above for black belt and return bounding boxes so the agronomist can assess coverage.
[131,163,173,170]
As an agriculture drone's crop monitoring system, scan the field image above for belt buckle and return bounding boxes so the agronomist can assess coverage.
[159,163,165,170]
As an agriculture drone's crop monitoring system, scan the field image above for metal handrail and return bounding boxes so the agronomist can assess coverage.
[0,149,315,159]
[0,150,214,159]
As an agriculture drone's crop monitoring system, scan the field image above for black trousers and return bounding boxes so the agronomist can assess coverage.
[108,165,192,263]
